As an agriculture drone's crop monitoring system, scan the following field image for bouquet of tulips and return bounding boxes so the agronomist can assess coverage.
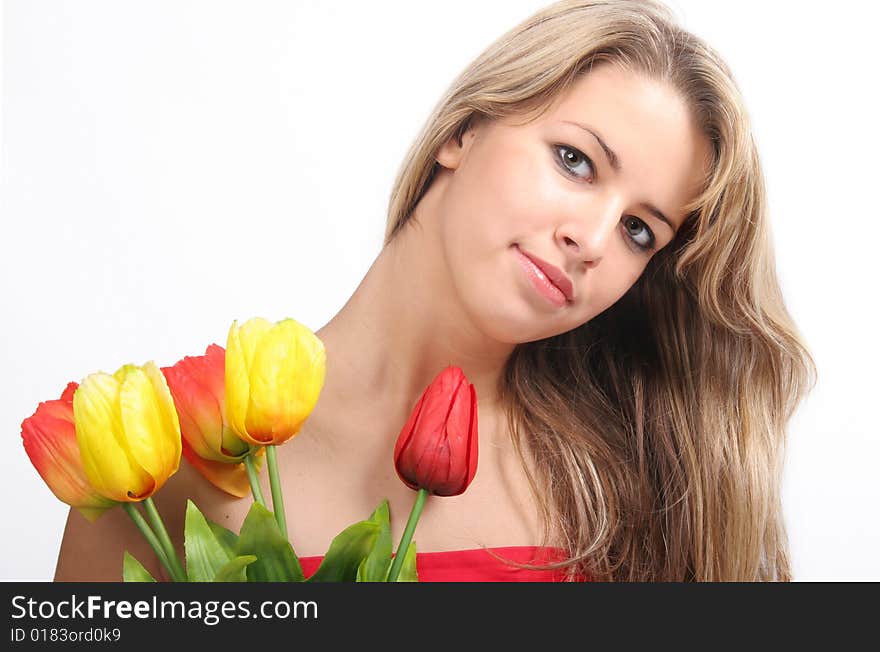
[21,317,479,582]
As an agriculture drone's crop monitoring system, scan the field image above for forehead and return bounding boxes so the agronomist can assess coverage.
[527,64,712,228]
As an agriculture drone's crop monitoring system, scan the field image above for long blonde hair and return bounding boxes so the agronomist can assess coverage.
[384,0,817,581]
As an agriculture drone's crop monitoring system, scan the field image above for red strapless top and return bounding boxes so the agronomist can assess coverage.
[298,546,587,582]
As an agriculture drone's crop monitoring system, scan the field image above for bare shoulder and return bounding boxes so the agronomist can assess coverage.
[53,460,244,582]
[54,501,161,582]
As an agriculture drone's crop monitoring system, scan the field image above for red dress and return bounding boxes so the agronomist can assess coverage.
[298,546,587,582]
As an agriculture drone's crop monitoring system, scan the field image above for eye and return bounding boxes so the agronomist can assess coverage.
[554,145,595,181]
[554,144,657,254]
[623,216,656,252]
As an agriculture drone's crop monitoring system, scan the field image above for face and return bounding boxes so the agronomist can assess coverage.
[431,63,712,344]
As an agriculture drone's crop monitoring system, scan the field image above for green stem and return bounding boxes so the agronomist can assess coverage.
[122,502,176,582]
[387,488,428,582]
[142,497,187,582]
[244,451,267,508]
[266,445,287,538]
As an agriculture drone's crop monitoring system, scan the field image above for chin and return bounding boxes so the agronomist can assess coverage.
[474,306,562,346]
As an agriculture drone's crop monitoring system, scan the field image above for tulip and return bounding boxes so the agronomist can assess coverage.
[225,317,326,446]
[162,343,253,497]
[72,361,187,581]
[73,361,182,502]
[387,365,479,581]
[393,365,479,496]
[225,316,326,537]
[21,382,116,522]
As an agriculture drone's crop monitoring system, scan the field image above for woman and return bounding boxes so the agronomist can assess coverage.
[54,0,816,582]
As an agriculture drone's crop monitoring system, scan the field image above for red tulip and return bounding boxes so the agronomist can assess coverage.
[161,344,254,497]
[393,366,479,496]
[21,382,116,522]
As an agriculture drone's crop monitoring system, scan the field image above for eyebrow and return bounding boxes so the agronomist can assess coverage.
[562,120,678,232]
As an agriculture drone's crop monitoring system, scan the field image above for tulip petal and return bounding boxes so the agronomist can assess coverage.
[465,385,479,489]
[245,319,326,444]
[443,379,476,494]
[414,423,449,493]
[163,349,247,461]
[59,381,78,403]
[146,361,185,462]
[200,344,249,457]
[21,402,115,521]
[75,372,153,502]
[201,344,228,409]
[38,397,77,423]
[237,317,273,372]
[225,321,254,444]
[181,438,251,498]
[394,393,428,491]
[118,363,181,496]
[172,395,217,459]
[177,346,226,451]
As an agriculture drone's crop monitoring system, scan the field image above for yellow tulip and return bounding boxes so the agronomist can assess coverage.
[73,362,182,502]
[225,317,326,446]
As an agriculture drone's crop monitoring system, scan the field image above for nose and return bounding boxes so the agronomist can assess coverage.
[555,194,624,267]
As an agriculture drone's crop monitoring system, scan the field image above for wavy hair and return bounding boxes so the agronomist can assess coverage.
[384,0,817,581]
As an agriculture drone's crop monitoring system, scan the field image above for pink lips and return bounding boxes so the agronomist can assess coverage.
[515,246,574,303]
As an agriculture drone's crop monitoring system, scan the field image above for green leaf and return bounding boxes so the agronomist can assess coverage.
[236,502,304,582]
[360,499,393,582]
[208,520,240,560]
[122,551,156,582]
[390,540,419,582]
[307,520,381,582]
[214,555,258,582]
[184,499,232,582]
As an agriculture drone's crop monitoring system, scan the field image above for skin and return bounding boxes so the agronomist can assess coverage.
[54,63,711,581]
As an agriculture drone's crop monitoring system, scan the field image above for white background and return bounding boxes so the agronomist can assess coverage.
[2,1,877,581]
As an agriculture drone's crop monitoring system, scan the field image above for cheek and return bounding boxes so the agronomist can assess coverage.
[496,146,562,234]
[439,143,535,268]
[455,137,557,237]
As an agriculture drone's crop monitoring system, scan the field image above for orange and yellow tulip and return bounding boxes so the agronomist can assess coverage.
[21,382,117,522]
[162,343,256,497]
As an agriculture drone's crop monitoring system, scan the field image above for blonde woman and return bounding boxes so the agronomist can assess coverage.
[54,0,816,582]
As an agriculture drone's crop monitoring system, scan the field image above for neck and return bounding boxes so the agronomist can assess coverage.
[312,174,515,445]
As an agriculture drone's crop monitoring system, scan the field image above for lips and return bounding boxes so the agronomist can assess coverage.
[515,246,574,303]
